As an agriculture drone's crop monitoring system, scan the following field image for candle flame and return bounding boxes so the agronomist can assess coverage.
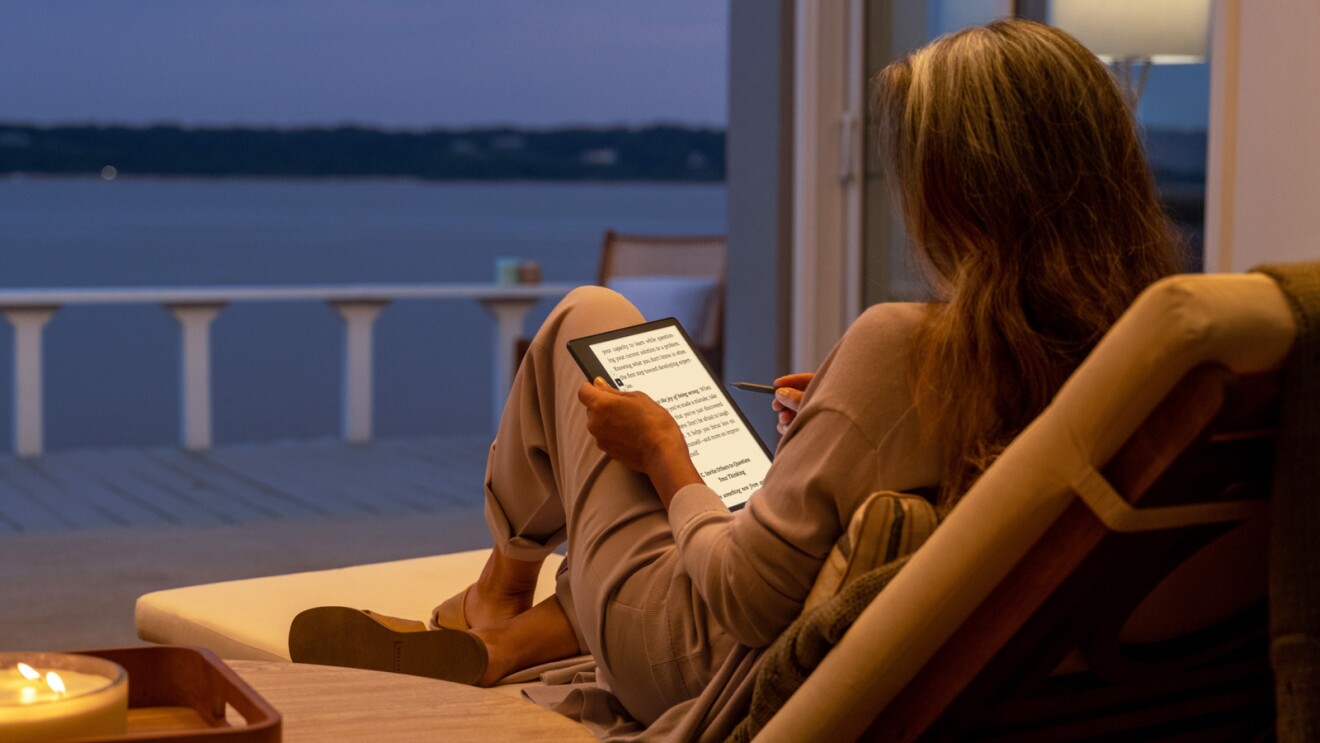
[46,671,66,695]
[16,662,40,680]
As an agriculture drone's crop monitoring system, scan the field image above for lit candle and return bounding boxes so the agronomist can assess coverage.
[0,653,128,742]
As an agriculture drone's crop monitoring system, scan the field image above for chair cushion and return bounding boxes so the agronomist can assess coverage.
[605,276,720,347]
[729,492,938,740]
[802,491,938,614]
[135,549,562,663]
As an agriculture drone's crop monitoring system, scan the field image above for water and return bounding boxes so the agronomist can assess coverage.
[0,177,726,450]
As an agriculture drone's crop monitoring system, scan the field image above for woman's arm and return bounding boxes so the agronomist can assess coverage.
[669,304,933,646]
[576,378,702,507]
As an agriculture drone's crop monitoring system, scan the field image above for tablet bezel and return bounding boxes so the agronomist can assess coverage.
[567,317,773,508]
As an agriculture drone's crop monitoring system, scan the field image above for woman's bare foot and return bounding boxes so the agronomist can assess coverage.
[466,581,533,628]
[471,596,581,686]
[463,545,543,629]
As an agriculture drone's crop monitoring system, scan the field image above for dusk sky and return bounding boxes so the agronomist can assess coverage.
[0,2,1206,131]
[1,1,729,130]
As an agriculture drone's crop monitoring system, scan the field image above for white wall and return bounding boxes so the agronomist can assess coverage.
[1205,0,1320,271]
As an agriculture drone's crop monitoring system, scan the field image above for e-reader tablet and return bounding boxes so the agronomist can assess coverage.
[567,317,773,511]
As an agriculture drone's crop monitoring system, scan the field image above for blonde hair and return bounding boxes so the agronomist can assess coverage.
[873,19,1182,511]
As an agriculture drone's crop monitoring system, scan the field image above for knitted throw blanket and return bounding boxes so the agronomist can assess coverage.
[1255,261,1320,743]
[726,555,911,743]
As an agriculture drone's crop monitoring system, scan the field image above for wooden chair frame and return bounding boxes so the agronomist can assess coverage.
[865,365,1279,741]
[595,229,728,285]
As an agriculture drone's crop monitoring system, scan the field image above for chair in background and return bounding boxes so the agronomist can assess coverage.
[516,229,727,374]
[597,229,727,368]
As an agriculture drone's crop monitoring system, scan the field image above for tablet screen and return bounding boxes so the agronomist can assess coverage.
[568,318,772,510]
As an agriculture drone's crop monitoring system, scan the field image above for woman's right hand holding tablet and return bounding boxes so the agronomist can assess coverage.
[772,373,814,434]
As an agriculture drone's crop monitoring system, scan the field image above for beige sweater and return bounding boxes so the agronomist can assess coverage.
[669,301,940,649]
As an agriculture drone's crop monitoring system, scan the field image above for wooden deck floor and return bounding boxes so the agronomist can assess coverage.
[0,435,493,534]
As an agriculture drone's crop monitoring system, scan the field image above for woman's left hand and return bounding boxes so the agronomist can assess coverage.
[577,378,702,506]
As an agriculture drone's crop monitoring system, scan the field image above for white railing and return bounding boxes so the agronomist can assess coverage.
[0,283,575,457]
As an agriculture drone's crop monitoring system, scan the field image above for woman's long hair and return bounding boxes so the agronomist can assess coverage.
[873,19,1183,511]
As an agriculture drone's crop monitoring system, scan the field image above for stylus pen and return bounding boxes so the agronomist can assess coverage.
[731,381,777,394]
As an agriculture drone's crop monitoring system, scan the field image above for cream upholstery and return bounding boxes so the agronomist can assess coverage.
[135,549,562,663]
[758,273,1297,742]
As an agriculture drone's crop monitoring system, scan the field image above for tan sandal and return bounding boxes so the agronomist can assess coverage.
[429,586,471,630]
[289,606,487,685]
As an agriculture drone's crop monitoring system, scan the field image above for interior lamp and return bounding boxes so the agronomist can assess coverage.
[1048,0,1211,104]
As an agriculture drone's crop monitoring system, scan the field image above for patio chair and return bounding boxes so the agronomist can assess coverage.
[516,229,727,373]
[597,229,726,358]
[135,267,1306,740]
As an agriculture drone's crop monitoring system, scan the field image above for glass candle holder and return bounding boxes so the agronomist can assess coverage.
[495,257,522,285]
[0,653,129,742]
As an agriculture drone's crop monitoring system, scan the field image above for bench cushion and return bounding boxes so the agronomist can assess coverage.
[135,549,563,663]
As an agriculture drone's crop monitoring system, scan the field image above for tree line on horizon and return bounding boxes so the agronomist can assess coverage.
[0,124,726,182]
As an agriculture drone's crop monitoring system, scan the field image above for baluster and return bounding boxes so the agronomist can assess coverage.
[3,307,58,457]
[166,303,225,451]
[477,297,539,432]
[329,300,389,444]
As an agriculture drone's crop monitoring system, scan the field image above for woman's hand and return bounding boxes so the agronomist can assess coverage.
[771,373,814,435]
[577,378,702,506]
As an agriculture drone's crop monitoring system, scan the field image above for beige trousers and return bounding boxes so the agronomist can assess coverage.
[483,286,732,725]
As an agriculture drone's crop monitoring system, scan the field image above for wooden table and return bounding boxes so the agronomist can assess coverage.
[228,660,595,742]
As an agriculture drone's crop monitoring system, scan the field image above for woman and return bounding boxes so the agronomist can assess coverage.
[292,18,1182,738]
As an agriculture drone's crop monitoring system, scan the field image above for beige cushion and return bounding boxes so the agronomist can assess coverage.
[135,549,562,663]
[802,491,938,614]
[605,276,722,347]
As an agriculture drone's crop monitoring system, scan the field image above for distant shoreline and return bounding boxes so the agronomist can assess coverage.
[1,172,728,188]
[0,123,727,183]
[1,122,1203,188]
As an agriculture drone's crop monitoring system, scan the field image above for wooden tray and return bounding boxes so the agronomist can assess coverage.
[71,646,281,742]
